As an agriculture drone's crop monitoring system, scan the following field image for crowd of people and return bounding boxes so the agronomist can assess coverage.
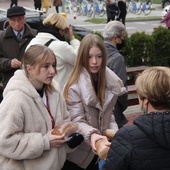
[0,3,170,170]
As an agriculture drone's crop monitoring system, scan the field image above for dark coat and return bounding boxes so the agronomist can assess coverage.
[104,41,128,128]
[103,112,170,170]
[34,0,42,10]
[0,24,37,88]
[106,2,119,22]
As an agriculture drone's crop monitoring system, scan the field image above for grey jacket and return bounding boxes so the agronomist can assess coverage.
[104,41,128,128]
[65,67,127,169]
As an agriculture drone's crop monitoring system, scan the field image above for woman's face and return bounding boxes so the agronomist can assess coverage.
[28,54,56,90]
[89,46,102,74]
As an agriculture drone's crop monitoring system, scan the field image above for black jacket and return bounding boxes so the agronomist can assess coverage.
[103,112,170,170]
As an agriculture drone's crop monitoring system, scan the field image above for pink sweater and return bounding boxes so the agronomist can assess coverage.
[161,10,170,28]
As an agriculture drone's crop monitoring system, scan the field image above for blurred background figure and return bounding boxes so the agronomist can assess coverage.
[117,0,127,25]
[34,0,42,10]
[105,0,119,23]
[10,0,18,8]
[53,0,63,13]
[161,6,170,29]
[41,0,51,13]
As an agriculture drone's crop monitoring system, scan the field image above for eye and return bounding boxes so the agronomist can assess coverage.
[52,64,56,68]
[42,64,48,68]
[97,55,102,58]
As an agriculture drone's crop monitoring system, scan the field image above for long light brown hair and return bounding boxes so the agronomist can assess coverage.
[63,34,107,106]
[22,44,57,93]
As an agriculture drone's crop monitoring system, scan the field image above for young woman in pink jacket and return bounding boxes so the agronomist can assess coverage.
[62,34,127,170]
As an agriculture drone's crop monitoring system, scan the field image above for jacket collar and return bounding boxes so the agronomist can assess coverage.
[4,24,36,38]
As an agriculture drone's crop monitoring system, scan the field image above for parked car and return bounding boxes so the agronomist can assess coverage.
[0,7,92,39]
[162,0,170,8]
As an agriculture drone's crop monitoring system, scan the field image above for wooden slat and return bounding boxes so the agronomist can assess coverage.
[126,66,149,74]
[127,85,136,94]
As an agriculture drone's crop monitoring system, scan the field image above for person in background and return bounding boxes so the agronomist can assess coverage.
[102,66,170,170]
[0,6,37,89]
[105,0,119,23]
[103,21,128,129]
[34,0,42,10]
[62,34,127,170]
[161,5,170,29]
[117,0,127,25]
[0,45,78,170]
[26,13,80,90]
[41,0,51,13]
[10,0,18,8]
[53,0,63,13]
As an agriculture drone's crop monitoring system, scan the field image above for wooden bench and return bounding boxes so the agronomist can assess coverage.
[127,85,139,106]
[126,66,149,106]
[126,66,149,85]
[126,66,149,74]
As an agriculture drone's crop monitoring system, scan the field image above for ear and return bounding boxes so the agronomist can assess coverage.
[26,64,33,75]
[143,98,149,106]
[111,36,117,45]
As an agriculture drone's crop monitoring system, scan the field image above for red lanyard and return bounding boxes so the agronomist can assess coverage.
[45,91,55,128]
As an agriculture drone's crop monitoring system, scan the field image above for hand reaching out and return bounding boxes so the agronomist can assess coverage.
[90,133,110,153]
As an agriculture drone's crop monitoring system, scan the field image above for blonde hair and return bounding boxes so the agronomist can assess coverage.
[22,45,57,93]
[135,66,170,110]
[43,13,68,30]
[63,34,107,106]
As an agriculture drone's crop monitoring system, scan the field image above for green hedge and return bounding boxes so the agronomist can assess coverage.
[73,26,170,67]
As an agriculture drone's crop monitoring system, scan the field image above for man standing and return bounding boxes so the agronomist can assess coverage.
[103,21,128,128]
[10,0,18,8]
[0,6,37,90]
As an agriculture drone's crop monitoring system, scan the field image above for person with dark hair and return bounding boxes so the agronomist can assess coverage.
[117,0,127,25]
[105,0,119,23]
[102,66,170,170]
[34,0,42,10]
[10,0,18,8]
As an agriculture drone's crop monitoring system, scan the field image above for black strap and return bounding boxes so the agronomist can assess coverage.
[44,39,55,47]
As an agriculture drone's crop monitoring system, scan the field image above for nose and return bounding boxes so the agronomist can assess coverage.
[92,56,97,64]
[49,65,56,74]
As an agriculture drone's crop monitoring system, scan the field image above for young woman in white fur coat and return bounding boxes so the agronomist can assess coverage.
[0,45,76,170]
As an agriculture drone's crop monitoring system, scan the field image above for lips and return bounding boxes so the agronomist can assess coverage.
[91,66,98,70]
